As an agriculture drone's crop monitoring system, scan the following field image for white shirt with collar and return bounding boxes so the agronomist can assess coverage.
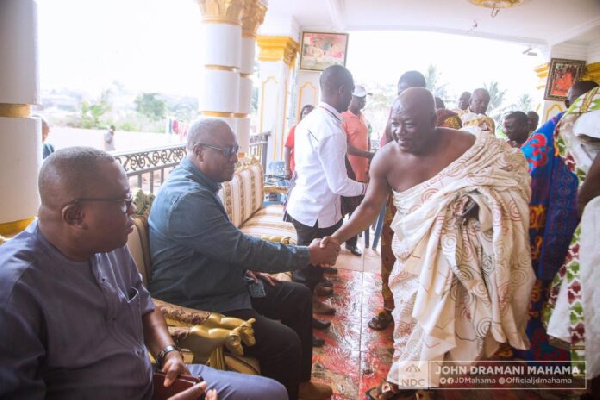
[287,101,366,228]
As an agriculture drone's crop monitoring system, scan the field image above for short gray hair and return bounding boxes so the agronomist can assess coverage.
[186,118,231,150]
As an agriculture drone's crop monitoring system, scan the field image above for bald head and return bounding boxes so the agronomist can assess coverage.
[395,87,436,116]
[469,88,491,114]
[39,147,116,209]
[187,118,233,151]
[567,80,599,107]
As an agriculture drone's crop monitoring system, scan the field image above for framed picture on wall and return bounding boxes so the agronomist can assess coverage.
[544,58,587,101]
[299,31,349,72]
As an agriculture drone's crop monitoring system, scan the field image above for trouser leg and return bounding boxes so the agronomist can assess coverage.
[187,364,288,400]
[223,281,312,400]
[291,218,342,292]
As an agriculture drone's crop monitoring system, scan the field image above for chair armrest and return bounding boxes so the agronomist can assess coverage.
[260,235,297,245]
[168,319,257,364]
[153,299,211,327]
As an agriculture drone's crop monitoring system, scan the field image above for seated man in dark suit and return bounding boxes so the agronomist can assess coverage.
[149,118,339,400]
[0,147,287,400]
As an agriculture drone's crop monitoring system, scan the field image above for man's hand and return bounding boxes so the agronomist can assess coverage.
[308,238,340,266]
[285,168,293,180]
[167,381,218,400]
[246,270,279,287]
[162,351,190,388]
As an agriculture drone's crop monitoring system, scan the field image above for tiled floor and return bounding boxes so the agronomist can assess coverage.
[311,245,588,400]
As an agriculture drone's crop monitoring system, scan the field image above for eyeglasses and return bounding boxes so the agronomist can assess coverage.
[197,143,239,158]
[62,193,134,213]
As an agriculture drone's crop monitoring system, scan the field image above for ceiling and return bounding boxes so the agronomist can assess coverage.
[263,0,600,47]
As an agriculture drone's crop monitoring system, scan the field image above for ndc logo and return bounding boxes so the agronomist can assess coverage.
[406,364,421,373]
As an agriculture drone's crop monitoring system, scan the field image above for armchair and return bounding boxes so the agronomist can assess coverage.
[128,189,261,374]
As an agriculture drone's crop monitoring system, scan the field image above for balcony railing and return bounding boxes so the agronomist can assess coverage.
[249,131,270,172]
[112,144,186,193]
[113,132,270,194]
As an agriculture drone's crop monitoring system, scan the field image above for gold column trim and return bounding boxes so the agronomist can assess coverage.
[297,82,318,122]
[259,76,278,132]
[582,62,600,82]
[201,111,234,118]
[0,217,35,237]
[233,112,249,118]
[195,0,245,26]
[535,62,549,90]
[0,103,32,118]
[242,1,267,38]
[240,73,252,78]
[257,36,299,68]
[205,64,239,72]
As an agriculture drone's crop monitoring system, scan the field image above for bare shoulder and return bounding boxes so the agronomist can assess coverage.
[441,128,476,153]
[370,141,402,175]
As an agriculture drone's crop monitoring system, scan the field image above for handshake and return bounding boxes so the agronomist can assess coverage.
[307,236,341,267]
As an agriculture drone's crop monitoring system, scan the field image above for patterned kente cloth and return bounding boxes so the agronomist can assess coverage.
[436,109,463,129]
[515,112,577,363]
[544,87,600,378]
[459,110,496,135]
[387,133,535,387]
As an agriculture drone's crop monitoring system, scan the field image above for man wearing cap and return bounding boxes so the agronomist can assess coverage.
[341,85,374,256]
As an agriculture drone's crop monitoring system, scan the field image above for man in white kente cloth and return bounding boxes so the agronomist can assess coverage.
[324,88,535,399]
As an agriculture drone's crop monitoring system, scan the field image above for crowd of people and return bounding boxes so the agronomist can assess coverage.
[1,62,599,400]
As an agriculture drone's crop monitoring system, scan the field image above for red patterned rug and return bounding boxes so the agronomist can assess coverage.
[310,268,587,400]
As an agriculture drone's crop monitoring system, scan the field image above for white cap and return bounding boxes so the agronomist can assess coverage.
[352,85,369,97]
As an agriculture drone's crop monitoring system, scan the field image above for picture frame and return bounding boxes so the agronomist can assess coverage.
[544,58,587,101]
[299,31,349,72]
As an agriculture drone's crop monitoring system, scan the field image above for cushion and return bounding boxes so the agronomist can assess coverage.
[240,205,297,242]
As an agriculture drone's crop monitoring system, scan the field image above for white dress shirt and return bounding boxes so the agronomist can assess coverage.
[287,102,366,228]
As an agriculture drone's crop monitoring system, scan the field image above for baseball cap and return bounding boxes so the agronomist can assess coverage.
[352,85,369,97]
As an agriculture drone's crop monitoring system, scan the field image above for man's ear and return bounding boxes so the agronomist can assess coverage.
[62,204,84,227]
[193,144,205,161]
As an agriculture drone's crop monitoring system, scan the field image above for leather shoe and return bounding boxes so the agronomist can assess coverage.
[313,299,336,315]
[320,278,333,288]
[312,334,325,347]
[312,317,331,330]
[299,381,333,400]
[315,284,333,297]
[346,245,362,257]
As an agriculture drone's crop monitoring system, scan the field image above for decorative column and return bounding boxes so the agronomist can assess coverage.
[195,0,245,138]
[0,0,40,236]
[256,36,299,163]
[238,1,267,153]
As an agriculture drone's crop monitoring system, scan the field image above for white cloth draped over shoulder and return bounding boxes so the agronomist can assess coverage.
[386,133,535,387]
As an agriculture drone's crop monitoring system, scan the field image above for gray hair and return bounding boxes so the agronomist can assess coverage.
[186,118,231,151]
[39,147,115,207]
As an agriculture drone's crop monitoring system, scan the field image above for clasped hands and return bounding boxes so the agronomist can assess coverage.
[307,236,341,267]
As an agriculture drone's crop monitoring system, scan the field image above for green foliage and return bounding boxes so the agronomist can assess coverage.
[135,93,167,121]
[483,81,506,114]
[425,64,449,100]
[80,97,111,129]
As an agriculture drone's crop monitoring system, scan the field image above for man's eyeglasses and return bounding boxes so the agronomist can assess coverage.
[62,193,134,213]
[197,143,239,158]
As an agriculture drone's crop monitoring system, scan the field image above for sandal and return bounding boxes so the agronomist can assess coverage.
[365,382,416,400]
[368,309,393,331]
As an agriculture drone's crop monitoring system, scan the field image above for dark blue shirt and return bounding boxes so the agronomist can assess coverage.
[0,221,155,399]
[148,157,311,312]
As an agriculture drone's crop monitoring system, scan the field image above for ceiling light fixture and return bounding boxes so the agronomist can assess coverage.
[468,0,525,18]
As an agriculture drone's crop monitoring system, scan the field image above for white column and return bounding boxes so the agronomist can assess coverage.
[256,36,299,163]
[0,0,40,235]
[237,1,267,153]
[195,0,244,137]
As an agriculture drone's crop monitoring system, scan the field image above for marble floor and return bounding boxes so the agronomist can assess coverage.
[310,244,588,400]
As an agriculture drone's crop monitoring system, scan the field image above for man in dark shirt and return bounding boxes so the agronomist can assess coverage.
[0,147,287,400]
[149,118,339,400]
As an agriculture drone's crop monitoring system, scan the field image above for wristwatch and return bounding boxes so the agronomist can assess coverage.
[156,345,180,368]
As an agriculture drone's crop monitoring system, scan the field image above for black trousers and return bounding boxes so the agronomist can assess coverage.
[291,218,343,292]
[223,281,312,400]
